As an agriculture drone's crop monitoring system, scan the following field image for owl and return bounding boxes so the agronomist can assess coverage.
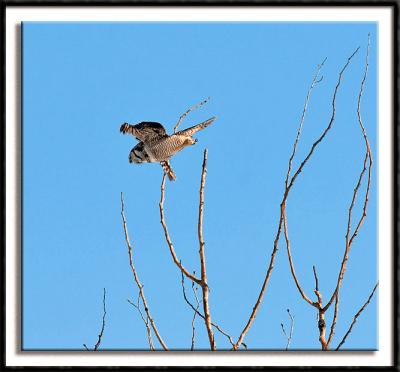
[120,117,216,181]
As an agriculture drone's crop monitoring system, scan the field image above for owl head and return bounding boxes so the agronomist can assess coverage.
[185,137,197,146]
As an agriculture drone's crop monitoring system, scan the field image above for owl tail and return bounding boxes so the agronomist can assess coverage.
[160,161,176,181]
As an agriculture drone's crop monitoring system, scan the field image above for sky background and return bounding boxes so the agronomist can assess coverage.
[22,21,377,350]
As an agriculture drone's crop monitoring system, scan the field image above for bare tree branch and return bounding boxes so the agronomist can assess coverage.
[323,36,372,313]
[312,265,327,350]
[286,47,360,194]
[280,35,374,351]
[127,295,155,351]
[190,278,200,351]
[281,309,295,350]
[326,294,339,348]
[232,201,284,350]
[312,265,319,292]
[197,149,216,350]
[285,57,327,188]
[283,212,316,307]
[233,50,359,351]
[120,192,168,350]
[94,288,107,351]
[83,288,107,351]
[180,268,235,347]
[159,174,203,286]
[282,59,330,309]
[179,270,201,351]
[336,283,378,350]
[174,97,210,134]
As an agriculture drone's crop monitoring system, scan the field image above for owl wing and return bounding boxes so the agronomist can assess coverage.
[120,121,167,142]
[176,117,216,137]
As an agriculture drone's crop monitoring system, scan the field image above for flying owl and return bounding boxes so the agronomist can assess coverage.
[120,117,216,181]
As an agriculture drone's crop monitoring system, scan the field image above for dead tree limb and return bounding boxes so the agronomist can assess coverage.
[120,192,168,350]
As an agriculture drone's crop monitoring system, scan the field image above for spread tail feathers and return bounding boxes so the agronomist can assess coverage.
[160,161,176,181]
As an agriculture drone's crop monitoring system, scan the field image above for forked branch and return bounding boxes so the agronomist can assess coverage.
[280,309,295,350]
[159,175,203,286]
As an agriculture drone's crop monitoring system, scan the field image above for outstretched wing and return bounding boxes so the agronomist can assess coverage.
[120,121,167,142]
[176,117,216,137]
[160,161,176,181]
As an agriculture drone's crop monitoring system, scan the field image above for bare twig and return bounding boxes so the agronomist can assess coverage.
[281,309,295,350]
[127,296,155,351]
[280,323,288,338]
[179,269,200,350]
[83,288,107,351]
[286,47,360,195]
[197,149,216,350]
[121,192,168,350]
[159,174,203,286]
[190,279,200,351]
[173,97,210,133]
[336,283,378,350]
[94,288,107,350]
[312,265,319,292]
[285,57,327,188]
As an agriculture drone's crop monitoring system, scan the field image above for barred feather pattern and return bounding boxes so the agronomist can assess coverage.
[120,116,215,181]
[149,135,192,161]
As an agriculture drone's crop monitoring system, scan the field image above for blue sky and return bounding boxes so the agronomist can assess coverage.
[22,21,377,350]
